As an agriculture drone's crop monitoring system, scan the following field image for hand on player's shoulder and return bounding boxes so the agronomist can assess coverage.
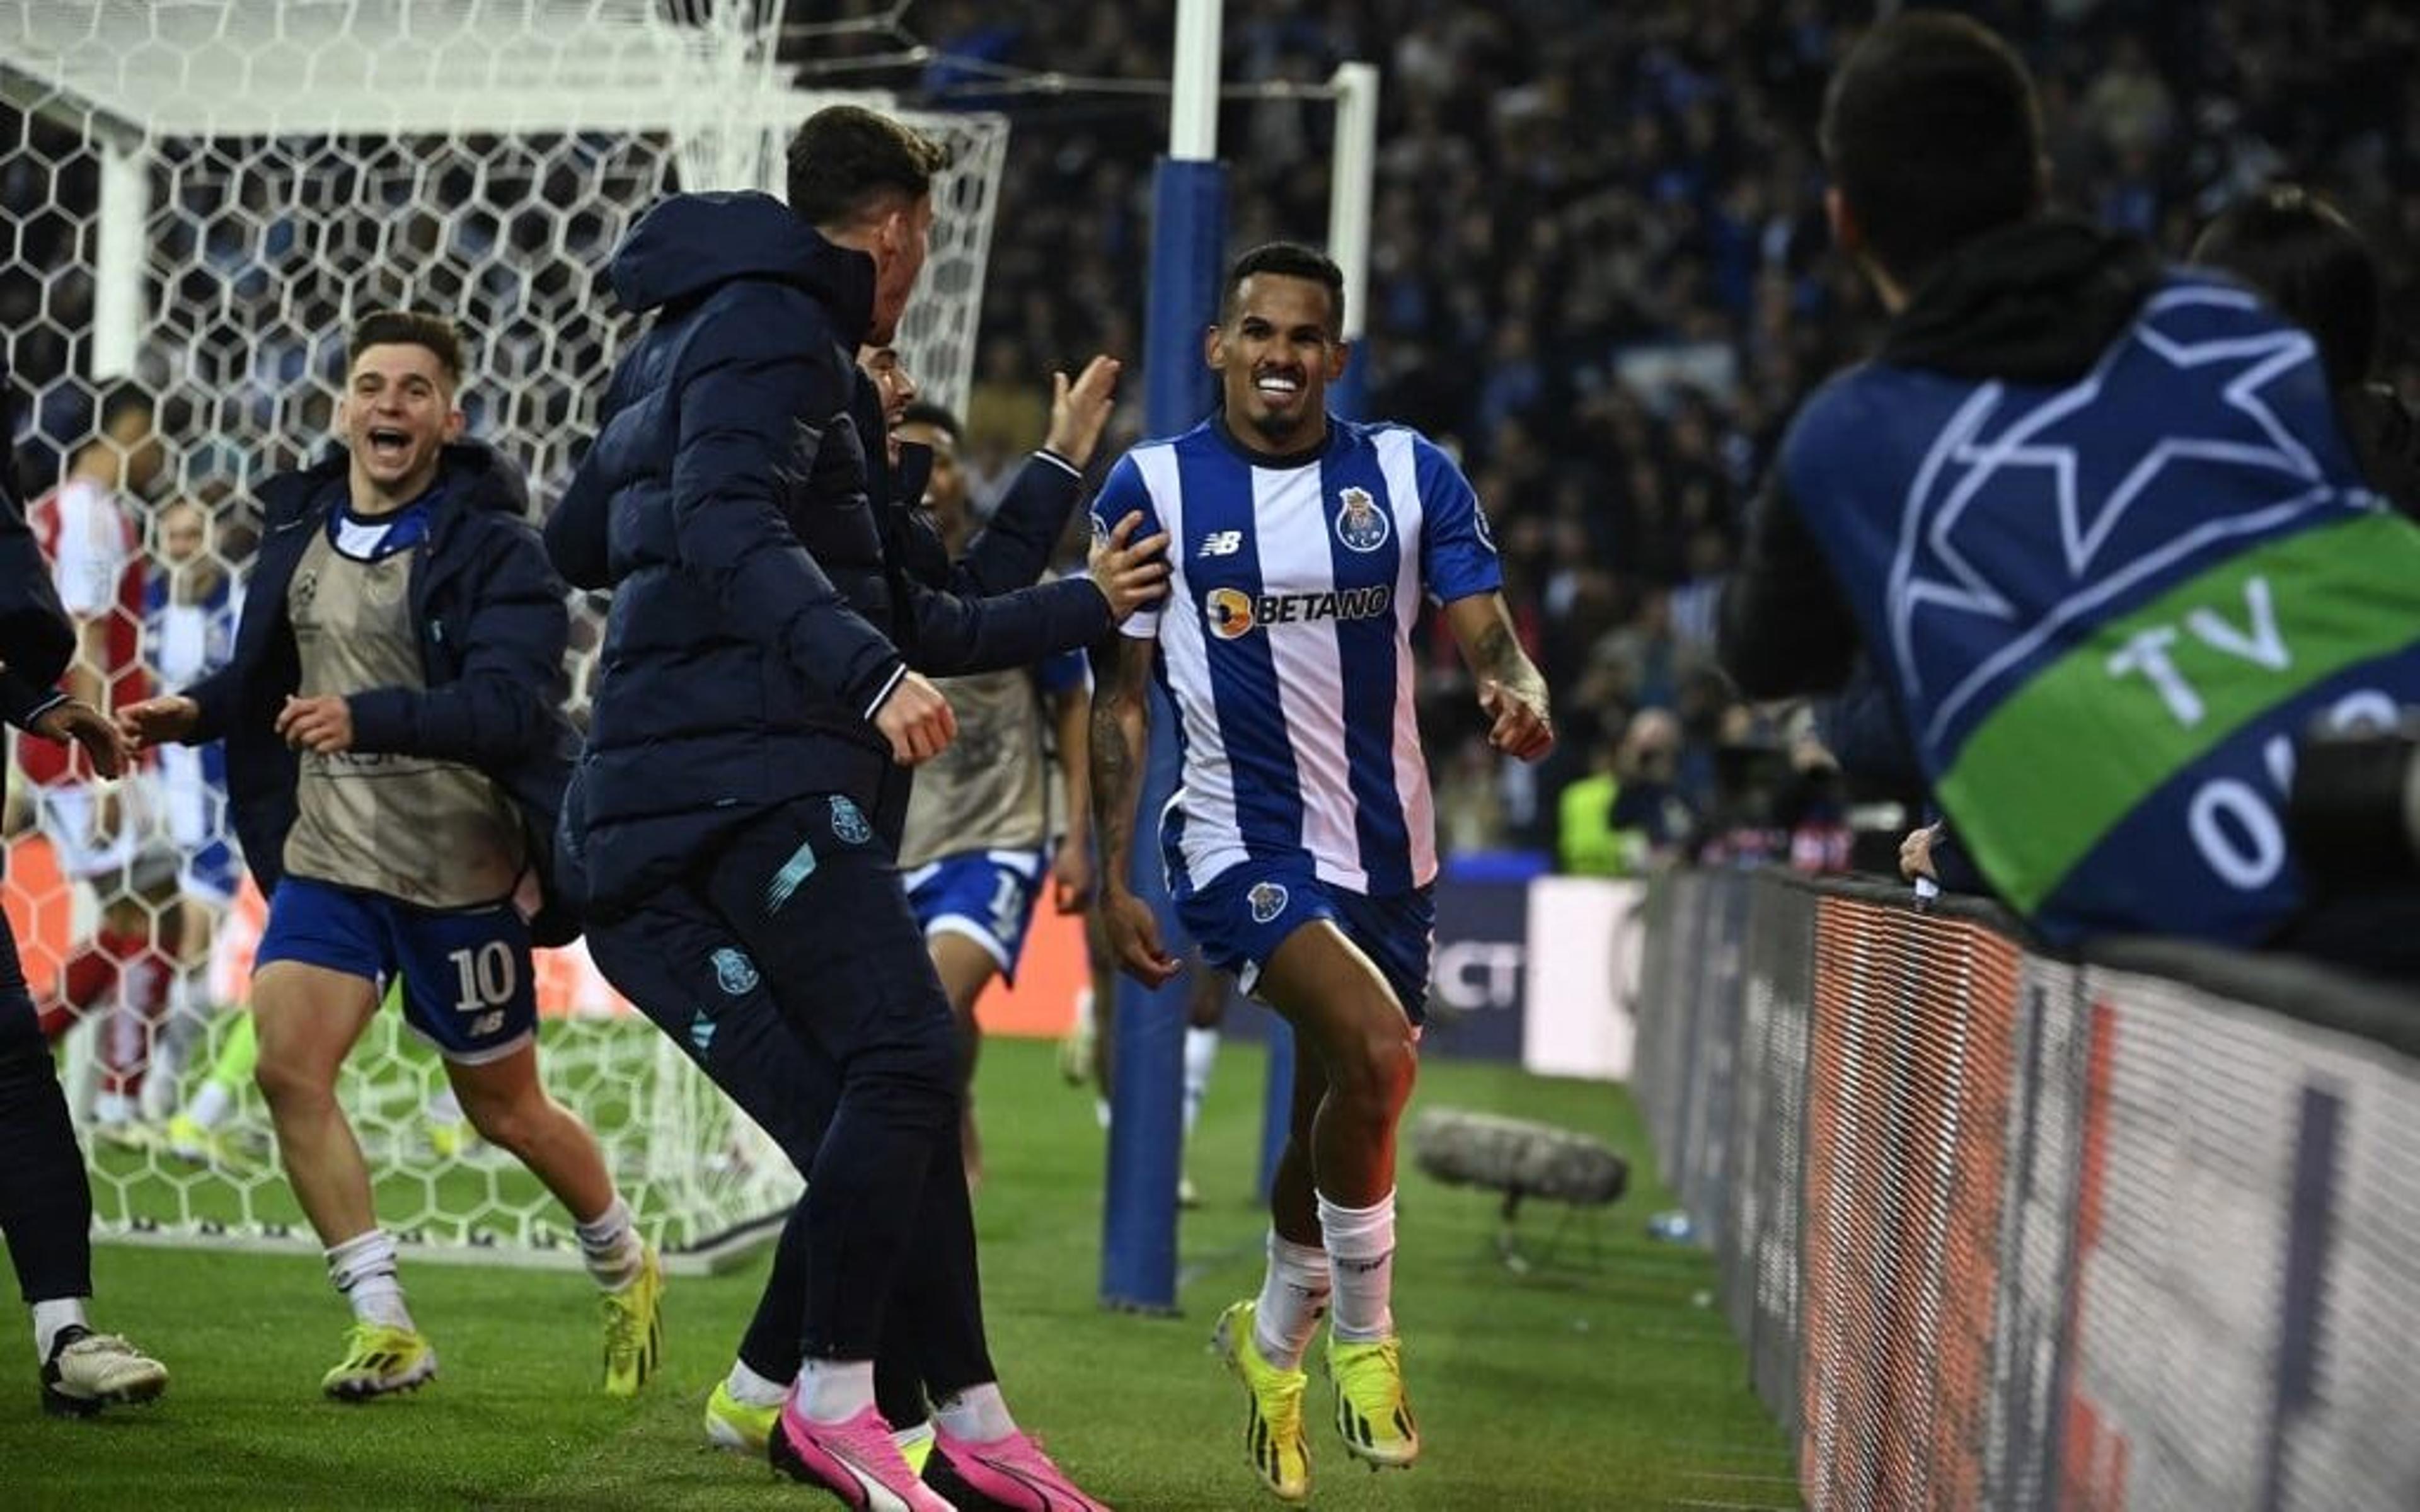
[1088,510,1172,624]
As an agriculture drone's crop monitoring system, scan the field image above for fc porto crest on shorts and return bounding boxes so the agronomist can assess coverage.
[1248,881,1290,925]
[710,946,759,996]
[1334,486,1390,553]
[828,794,872,845]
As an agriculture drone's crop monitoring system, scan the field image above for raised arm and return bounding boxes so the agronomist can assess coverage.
[1443,593,1555,762]
[954,355,1122,596]
[1090,631,1178,984]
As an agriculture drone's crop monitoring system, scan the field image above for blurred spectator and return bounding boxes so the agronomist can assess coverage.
[1608,709,1696,867]
[1719,12,2420,961]
[2191,183,2420,517]
[137,493,245,1127]
[1557,709,1693,876]
[1555,728,1625,877]
[20,384,170,1131]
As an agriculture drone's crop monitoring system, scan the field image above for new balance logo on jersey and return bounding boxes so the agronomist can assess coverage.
[1206,584,1394,640]
[1200,530,1245,558]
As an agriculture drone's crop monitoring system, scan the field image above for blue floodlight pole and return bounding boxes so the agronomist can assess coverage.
[1100,0,1226,1315]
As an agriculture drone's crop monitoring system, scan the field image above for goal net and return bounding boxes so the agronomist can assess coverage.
[1,0,1007,1268]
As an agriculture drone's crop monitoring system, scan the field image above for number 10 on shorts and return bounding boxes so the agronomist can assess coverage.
[448,941,518,1015]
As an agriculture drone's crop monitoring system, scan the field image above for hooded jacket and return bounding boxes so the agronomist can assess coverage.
[1720,217,2420,947]
[0,364,79,900]
[546,192,1107,909]
[0,366,72,723]
[183,440,581,942]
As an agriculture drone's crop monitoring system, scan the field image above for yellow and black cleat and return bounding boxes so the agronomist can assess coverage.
[601,1245,665,1397]
[1327,1334,1419,1470]
[1213,1300,1313,1503]
[322,1321,437,1401]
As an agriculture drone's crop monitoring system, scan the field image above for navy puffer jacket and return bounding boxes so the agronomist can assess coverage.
[547,192,1107,908]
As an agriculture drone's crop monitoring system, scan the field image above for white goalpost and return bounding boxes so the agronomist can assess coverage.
[0,0,1008,1270]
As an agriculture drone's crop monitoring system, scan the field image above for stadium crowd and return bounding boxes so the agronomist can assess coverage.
[4,0,2417,879]
[846,0,2420,868]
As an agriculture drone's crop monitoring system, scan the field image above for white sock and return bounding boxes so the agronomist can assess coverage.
[425,1084,465,1126]
[1094,1098,1112,1130]
[933,1381,1016,1443]
[725,1358,788,1408]
[1318,1190,1397,1342]
[93,1090,136,1126]
[792,1357,875,1423]
[1181,1027,1219,1137]
[32,1297,88,1362]
[326,1228,413,1330]
[575,1196,645,1290]
[140,978,199,1124]
[185,1079,233,1131]
[1251,1231,1331,1371]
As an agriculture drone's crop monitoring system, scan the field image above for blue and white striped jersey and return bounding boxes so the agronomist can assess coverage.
[1093,416,1502,897]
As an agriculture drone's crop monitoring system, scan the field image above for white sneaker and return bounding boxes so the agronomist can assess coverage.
[42,1327,168,1416]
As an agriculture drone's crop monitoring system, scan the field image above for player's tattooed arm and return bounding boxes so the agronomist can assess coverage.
[1090,635,1151,894]
[1091,634,1179,984]
[1446,593,1555,763]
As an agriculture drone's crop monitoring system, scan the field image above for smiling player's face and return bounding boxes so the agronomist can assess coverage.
[1207,273,1349,456]
[342,343,462,503]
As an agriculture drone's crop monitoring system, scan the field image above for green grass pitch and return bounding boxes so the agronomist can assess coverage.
[2,1036,1799,1509]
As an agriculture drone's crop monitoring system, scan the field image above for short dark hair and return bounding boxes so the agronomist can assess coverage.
[2192,185,2380,389]
[1221,242,1346,338]
[349,309,465,386]
[786,105,952,230]
[1819,13,2042,288]
[897,400,962,444]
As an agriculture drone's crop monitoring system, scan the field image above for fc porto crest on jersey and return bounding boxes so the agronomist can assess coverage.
[710,946,760,997]
[1248,881,1290,925]
[828,794,872,845]
[1334,486,1390,553]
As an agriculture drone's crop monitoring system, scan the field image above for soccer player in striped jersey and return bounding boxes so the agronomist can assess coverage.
[1091,243,1553,1503]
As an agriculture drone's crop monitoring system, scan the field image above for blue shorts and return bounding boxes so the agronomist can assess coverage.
[904,848,1048,983]
[180,837,242,907]
[1173,853,1436,1025]
[254,876,536,1063]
